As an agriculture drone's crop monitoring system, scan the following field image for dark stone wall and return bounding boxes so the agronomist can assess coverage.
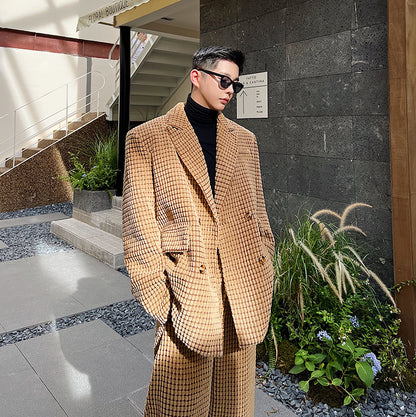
[201,0,392,285]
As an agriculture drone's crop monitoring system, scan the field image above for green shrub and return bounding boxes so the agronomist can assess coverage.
[60,130,118,191]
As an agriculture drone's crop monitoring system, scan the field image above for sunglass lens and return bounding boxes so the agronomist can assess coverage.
[234,82,243,93]
[220,76,232,89]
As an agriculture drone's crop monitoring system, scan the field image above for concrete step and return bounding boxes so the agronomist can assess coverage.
[5,156,26,168]
[68,120,86,131]
[112,196,122,211]
[53,129,67,139]
[51,218,124,269]
[73,207,122,238]
[22,147,43,158]
[38,138,57,148]
[81,112,99,123]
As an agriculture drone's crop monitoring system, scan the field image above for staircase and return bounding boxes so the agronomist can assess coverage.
[0,112,102,176]
[51,196,124,269]
[106,34,199,122]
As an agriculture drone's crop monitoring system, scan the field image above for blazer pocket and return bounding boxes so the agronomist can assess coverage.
[161,222,188,254]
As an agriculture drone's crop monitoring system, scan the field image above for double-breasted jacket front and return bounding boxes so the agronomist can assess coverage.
[122,103,275,357]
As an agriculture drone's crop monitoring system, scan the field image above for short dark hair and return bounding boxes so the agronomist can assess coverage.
[192,46,245,74]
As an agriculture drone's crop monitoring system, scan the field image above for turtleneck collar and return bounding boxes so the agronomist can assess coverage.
[184,94,218,125]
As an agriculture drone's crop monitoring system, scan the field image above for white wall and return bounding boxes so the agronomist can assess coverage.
[1,0,118,161]
[1,0,118,43]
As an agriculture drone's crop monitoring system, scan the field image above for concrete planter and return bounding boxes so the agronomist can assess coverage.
[73,188,115,213]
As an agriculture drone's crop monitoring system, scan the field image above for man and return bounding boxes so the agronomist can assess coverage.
[122,46,275,417]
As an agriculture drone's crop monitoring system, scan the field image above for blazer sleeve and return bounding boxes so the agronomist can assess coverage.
[122,128,171,324]
[252,134,275,260]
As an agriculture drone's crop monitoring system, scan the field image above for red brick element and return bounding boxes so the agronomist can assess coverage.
[0,28,120,59]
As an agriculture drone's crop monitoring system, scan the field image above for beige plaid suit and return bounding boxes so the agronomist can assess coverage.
[122,103,274,415]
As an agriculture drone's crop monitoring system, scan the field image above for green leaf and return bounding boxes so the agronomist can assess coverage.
[332,378,343,386]
[317,377,330,386]
[354,406,362,417]
[299,380,310,392]
[344,395,353,406]
[354,348,369,358]
[328,360,343,372]
[308,353,326,363]
[352,388,365,399]
[339,338,355,353]
[311,370,325,378]
[289,364,306,374]
[305,361,315,371]
[356,361,374,388]
[295,356,304,365]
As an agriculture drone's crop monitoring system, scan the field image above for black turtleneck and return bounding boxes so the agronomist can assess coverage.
[184,95,218,196]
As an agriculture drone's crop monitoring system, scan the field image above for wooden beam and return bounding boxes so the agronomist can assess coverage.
[114,0,182,27]
[388,0,416,360]
[140,22,199,39]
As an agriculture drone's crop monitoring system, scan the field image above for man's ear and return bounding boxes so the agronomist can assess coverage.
[190,69,200,89]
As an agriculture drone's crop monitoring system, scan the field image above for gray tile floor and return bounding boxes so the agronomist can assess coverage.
[0,249,295,417]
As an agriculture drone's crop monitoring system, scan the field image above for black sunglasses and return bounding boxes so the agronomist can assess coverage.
[197,68,244,93]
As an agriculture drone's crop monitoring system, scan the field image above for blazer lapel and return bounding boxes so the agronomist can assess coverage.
[215,113,238,210]
[166,104,218,219]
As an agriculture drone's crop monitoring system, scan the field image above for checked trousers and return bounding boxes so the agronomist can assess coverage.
[143,296,256,417]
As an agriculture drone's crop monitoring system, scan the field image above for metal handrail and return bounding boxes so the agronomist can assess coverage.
[110,32,157,91]
[1,71,106,170]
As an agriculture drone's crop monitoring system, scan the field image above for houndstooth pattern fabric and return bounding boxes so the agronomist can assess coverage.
[122,103,275,357]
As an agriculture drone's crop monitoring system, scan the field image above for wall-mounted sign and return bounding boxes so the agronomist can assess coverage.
[237,72,268,119]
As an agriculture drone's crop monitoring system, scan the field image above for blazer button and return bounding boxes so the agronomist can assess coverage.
[258,255,266,265]
[199,264,206,274]
[245,211,253,220]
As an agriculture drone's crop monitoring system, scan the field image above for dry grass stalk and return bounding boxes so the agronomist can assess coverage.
[313,209,342,220]
[298,288,304,322]
[335,225,367,236]
[339,203,372,228]
[270,324,279,366]
[311,216,336,246]
[297,240,343,302]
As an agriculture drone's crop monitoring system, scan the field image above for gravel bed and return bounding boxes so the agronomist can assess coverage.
[0,202,73,220]
[0,202,74,262]
[0,299,155,348]
[256,362,416,417]
[0,222,74,262]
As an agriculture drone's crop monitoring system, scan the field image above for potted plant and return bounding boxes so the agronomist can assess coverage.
[60,130,118,212]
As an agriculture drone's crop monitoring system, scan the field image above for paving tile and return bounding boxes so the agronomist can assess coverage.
[128,386,148,415]
[80,397,141,417]
[0,212,68,229]
[0,344,67,417]
[0,343,32,374]
[0,251,132,331]
[0,290,84,332]
[16,321,153,417]
[16,320,122,364]
[126,328,156,364]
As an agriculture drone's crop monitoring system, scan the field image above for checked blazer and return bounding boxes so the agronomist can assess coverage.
[122,103,275,357]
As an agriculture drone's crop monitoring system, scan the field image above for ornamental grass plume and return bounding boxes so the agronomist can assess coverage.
[267,202,397,369]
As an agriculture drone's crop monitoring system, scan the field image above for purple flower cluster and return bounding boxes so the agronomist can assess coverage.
[349,315,360,328]
[317,330,332,341]
[363,352,382,377]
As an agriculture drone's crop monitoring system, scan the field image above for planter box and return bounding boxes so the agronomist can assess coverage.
[73,188,116,213]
